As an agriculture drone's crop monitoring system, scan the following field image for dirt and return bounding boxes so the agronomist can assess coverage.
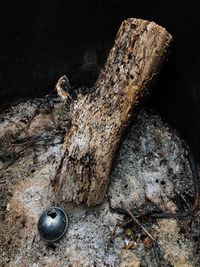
[0,95,200,266]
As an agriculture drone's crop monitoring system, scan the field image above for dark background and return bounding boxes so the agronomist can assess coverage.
[1,0,200,159]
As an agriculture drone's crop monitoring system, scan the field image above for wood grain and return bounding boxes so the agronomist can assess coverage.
[53,18,172,206]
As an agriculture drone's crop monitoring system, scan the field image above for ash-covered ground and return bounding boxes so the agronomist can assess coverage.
[0,95,200,267]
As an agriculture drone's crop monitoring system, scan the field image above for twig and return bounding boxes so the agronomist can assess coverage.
[31,235,36,247]
[120,201,156,241]
[120,202,160,266]
[118,218,133,228]
[180,194,190,209]
[7,119,28,135]
[152,240,160,267]
[11,137,39,147]
[26,102,41,130]
[46,100,59,130]
[4,143,34,169]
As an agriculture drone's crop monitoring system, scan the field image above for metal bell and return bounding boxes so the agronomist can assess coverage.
[38,207,68,242]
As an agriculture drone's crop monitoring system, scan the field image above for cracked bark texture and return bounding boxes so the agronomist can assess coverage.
[53,18,172,206]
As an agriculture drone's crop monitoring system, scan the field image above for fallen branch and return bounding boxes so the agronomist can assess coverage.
[53,18,172,206]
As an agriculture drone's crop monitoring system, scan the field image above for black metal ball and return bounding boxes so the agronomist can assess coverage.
[38,207,68,242]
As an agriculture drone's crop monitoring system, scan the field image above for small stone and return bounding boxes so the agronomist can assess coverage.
[174,260,193,267]
[119,250,141,267]
[124,241,137,250]
[143,237,153,249]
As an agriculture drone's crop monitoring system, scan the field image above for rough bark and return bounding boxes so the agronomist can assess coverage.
[53,18,172,206]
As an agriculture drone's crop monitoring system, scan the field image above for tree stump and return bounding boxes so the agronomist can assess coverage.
[53,18,172,206]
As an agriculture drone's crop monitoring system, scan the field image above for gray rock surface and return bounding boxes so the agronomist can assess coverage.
[0,96,199,266]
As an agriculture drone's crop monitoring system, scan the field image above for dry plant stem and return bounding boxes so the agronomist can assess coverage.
[120,201,156,241]
[53,18,172,206]
[120,202,160,266]
[26,103,41,130]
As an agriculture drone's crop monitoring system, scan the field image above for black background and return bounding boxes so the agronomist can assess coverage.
[1,0,200,158]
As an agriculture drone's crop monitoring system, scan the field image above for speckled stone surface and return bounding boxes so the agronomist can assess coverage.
[0,96,199,266]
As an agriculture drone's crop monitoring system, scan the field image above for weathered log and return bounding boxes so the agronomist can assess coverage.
[53,18,172,206]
